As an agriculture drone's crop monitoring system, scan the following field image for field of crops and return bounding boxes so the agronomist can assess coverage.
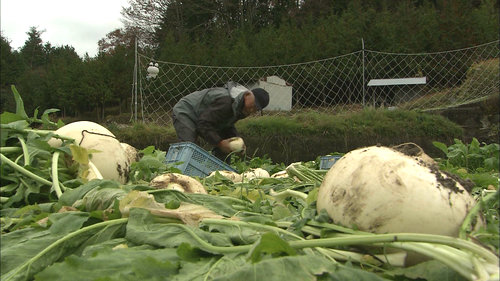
[1,87,499,281]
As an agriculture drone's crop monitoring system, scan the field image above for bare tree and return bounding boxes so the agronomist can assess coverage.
[120,0,169,47]
[97,28,137,54]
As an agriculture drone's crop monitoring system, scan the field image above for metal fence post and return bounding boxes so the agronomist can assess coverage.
[362,38,366,107]
[134,37,138,122]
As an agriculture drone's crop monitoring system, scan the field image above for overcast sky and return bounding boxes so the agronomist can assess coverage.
[0,0,130,57]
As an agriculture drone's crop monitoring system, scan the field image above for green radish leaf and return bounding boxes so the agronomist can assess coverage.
[469,137,480,154]
[4,183,27,209]
[1,120,30,130]
[247,232,296,263]
[41,108,60,127]
[48,212,90,235]
[57,119,65,127]
[216,255,386,281]
[76,187,126,212]
[11,85,29,120]
[0,112,25,124]
[69,145,90,165]
[306,187,319,205]
[0,127,8,145]
[272,203,292,220]
[34,247,179,281]
[58,180,120,207]
[165,199,181,209]
[32,107,39,121]
[177,242,212,262]
[125,208,232,250]
[484,157,499,171]
[0,228,61,281]
[1,219,127,281]
[389,260,465,281]
[141,145,156,155]
[447,149,464,160]
[432,141,448,155]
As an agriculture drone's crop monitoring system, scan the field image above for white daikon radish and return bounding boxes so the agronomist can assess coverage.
[228,137,245,153]
[120,142,139,164]
[208,170,243,183]
[48,121,115,147]
[271,170,289,178]
[48,121,130,184]
[241,168,270,181]
[317,144,477,237]
[150,173,207,194]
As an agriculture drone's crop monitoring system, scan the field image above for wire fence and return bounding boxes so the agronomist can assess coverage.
[132,40,499,124]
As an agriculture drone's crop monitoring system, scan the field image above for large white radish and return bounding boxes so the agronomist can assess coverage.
[241,168,270,181]
[228,137,245,153]
[120,142,139,164]
[48,121,130,184]
[317,144,477,237]
[150,173,207,194]
[47,121,115,147]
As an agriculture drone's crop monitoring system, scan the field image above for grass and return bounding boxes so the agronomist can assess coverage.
[103,108,464,163]
[106,122,177,151]
[400,58,499,110]
[236,108,463,140]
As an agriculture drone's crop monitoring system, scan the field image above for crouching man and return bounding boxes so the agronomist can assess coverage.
[172,83,270,163]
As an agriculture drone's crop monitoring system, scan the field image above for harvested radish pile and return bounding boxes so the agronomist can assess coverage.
[1,87,499,281]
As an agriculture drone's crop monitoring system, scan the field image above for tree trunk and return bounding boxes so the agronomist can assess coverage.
[102,102,105,121]
[96,104,101,122]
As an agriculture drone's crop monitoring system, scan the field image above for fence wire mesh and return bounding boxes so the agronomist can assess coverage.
[134,40,499,124]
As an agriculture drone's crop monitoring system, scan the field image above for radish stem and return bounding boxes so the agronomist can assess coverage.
[17,137,30,166]
[459,190,499,239]
[0,153,52,186]
[51,152,63,198]
[0,147,22,154]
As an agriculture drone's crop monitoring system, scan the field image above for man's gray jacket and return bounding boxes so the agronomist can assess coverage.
[172,84,247,145]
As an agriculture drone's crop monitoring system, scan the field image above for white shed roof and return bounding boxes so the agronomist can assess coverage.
[367,77,427,86]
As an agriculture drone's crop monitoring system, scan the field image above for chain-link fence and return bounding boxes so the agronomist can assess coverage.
[132,40,499,124]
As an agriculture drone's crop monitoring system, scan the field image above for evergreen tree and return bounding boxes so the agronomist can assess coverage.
[0,35,23,112]
[45,45,83,116]
[20,27,47,69]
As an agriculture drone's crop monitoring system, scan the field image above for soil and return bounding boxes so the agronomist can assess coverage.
[241,134,451,164]
[428,95,499,145]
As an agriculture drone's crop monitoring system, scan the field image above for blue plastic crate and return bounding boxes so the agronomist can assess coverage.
[165,142,236,177]
[320,155,342,170]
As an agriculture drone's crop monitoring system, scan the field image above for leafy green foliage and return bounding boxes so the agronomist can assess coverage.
[128,145,180,183]
[1,90,499,281]
[0,88,76,211]
[1,86,62,129]
[433,138,499,173]
[248,232,297,262]
[231,154,285,174]
[34,247,180,281]
[433,139,499,255]
[433,138,499,200]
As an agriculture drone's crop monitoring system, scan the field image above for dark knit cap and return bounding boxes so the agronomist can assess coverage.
[251,88,270,110]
